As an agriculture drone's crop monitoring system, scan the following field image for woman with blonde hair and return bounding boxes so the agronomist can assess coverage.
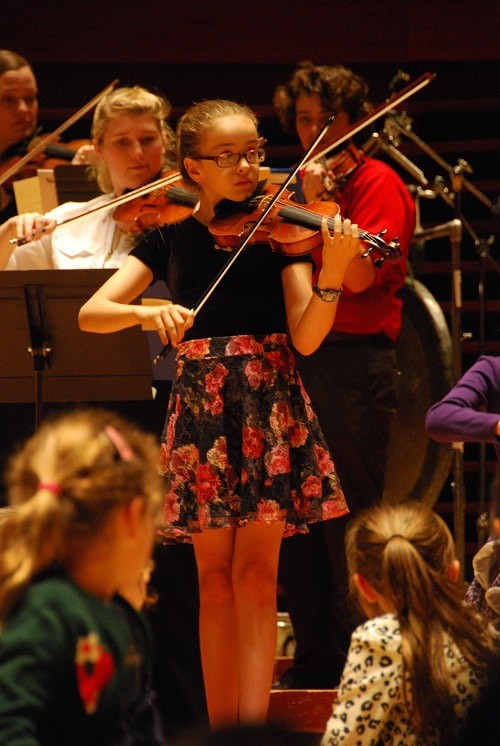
[322,502,495,745]
[0,85,175,269]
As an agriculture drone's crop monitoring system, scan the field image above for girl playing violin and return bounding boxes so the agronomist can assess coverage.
[0,85,175,269]
[78,98,362,728]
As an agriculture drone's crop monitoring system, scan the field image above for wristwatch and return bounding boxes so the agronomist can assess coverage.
[312,284,343,302]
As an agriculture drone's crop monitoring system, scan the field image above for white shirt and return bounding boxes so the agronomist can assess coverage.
[6,193,133,270]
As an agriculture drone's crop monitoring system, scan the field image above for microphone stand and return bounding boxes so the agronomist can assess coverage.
[365,105,498,567]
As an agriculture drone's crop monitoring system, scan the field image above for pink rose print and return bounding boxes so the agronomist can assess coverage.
[269,400,291,433]
[289,421,309,448]
[226,335,264,355]
[196,463,221,503]
[266,350,289,373]
[244,359,266,389]
[205,363,228,395]
[183,339,211,358]
[207,436,228,470]
[301,474,323,499]
[242,427,265,458]
[170,444,199,481]
[204,392,224,415]
[322,495,349,520]
[314,444,334,475]
[163,490,181,523]
[163,394,182,458]
[256,499,281,523]
[197,502,211,530]
[264,444,291,476]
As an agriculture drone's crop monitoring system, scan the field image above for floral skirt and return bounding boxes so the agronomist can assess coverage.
[157,333,348,542]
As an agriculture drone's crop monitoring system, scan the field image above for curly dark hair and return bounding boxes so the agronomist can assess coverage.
[274,61,371,135]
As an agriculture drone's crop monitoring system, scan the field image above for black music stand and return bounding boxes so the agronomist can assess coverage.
[0,270,153,430]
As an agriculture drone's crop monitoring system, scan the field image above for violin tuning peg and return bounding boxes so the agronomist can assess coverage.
[374,257,385,268]
[377,229,388,236]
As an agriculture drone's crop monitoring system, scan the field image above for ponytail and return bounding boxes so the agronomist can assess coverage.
[346,502,493,742]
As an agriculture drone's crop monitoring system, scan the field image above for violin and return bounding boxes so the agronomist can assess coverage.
[316,142,366,201]
[0,79,118,190]
[9,169,199,247]
[112,171,198,234]
[0,137,92,189]
[209,182,401,267]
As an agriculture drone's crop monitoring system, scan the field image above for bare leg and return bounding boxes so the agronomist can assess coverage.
[192,528,238,729]
[232,521,285,724]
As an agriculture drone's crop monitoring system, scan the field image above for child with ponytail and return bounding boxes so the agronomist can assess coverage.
[321,502,495,745]
[0,409,165,745]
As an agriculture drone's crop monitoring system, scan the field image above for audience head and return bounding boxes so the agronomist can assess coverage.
[0,408,163,622]
[345,501,494,742]
[345,500,458,618]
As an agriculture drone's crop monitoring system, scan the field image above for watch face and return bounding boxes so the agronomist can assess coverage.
[313,285,342,302]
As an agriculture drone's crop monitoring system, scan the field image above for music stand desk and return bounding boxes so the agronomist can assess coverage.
[0,269,153,428]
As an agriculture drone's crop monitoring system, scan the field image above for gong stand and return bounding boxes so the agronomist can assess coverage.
[367,102,500,563]
[381,109,499,544]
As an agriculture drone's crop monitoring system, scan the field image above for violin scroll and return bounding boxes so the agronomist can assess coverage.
[360,229,402,267]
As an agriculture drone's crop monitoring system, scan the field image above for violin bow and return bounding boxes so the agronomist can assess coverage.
[9,170,188,246]
[0,79,119,189]
[302,72,436,169]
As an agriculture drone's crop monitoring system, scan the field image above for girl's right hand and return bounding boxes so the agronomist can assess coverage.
[6,212,57,244]
[136,303,194,347]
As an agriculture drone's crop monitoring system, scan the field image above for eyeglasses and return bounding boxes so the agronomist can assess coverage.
[194,147,266,168]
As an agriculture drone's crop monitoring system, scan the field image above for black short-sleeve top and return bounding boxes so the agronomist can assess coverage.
[131,217,313,341]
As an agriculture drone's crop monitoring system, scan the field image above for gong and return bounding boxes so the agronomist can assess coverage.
[383,278,453,507]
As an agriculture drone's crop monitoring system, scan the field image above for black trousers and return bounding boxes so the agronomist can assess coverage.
[279,338,399,687]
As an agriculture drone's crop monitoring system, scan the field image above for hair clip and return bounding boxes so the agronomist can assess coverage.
[103,425,135,462]
[37,482,62,497]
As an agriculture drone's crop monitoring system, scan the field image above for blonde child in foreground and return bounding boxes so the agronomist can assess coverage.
[0,409,165,746]
[321,502,495,746]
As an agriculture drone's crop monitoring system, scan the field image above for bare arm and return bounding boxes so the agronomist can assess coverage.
[78,255,194,347]
[283,215,361,356]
